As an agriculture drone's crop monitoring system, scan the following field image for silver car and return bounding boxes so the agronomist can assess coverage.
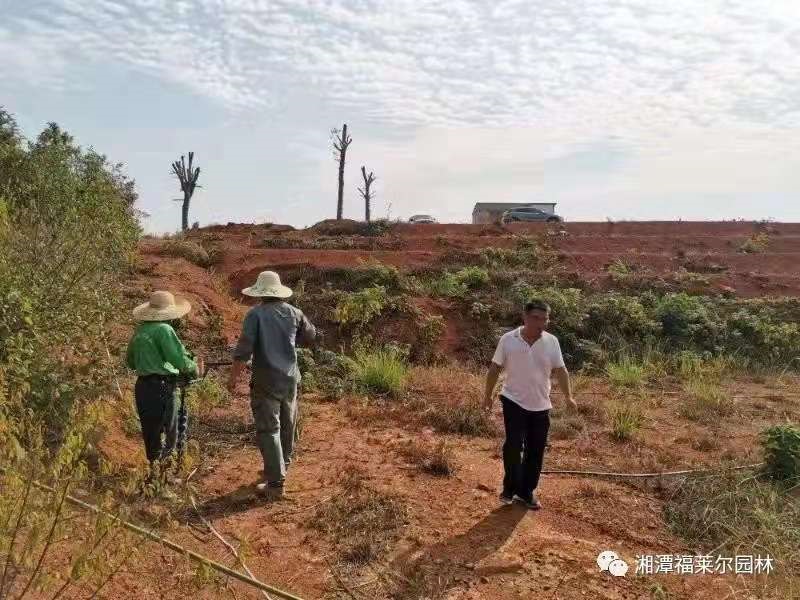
[501,207,562,224]
[409,214,437,224]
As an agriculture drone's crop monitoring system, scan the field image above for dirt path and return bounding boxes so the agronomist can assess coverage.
[99,394,755,600]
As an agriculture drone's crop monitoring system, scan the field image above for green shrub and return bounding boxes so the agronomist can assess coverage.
[160,238,211,267]
[333,285,389,328]
[298,348,357,398]
[655,293,720,349]
[606,259,632,283]
[363,219,395,237]
[1,115,139,433]
[426,273,467,298]
[479,237,550,269]
[454,266,490,289]
[760,424,800,483]
[425,266,489,298]
[724,310,800,369]
[411,314,445,363]
[585,294,659,344]
[353,346,409,397]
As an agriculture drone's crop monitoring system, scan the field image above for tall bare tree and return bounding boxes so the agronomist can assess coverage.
[171,152,201,232]
[358,166,375,223]
[331,124,352,220]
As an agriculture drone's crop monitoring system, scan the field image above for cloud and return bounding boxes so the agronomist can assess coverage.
[5,0,800,230]
[1,0,799,136]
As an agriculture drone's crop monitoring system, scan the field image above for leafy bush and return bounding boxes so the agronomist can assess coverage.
[333,285,390,328]
[298,348,356,399]
[760,424,800,483]
[454,266,490,289]
[585,294,659,344]
[0,114,139,433]
[353,346,409,397]
[425,266,490,298]
[724,310,800,369]
[655,293,720,350]
[410,314,445,363]
[479,237,551,269]
[606,259,632,283]
[363,218,395,237]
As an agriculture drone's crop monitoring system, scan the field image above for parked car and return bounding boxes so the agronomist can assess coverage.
[501,207,562,224]
[409,214,437,224]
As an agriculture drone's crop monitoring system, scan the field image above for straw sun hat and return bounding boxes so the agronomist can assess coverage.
[241,271,293,298]
[133,290,192,322]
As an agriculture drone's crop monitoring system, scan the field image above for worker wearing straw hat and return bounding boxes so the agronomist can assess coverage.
[227,271,316,500]
[126,290,201,486]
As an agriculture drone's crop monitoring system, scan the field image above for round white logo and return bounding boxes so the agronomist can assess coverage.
[608,559,629,577]
[596,551,619,572]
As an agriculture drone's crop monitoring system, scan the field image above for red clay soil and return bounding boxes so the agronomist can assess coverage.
[181,221,800,298]
[90,223,800,599]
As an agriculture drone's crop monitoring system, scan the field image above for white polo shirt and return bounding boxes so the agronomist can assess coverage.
[492,328,565,412]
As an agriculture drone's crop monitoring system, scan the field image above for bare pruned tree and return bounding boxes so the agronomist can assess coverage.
[171,152,201,231]
[331,124,352,220]
[358,166,375,223]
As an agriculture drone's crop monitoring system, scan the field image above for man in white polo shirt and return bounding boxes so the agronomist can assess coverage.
[484,300,576,509]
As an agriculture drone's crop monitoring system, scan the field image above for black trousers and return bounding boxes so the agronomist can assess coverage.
[501,396,550,500]
[135,375,178,463]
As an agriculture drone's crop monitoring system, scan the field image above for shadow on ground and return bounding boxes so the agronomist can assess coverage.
[390,505,528,598]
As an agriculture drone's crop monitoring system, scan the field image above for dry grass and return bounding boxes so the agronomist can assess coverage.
[549,412,587,440]
[680,379,734,422]
[406,366,498,437]
[309,466,407,566]
[159,238,211,267]
[574,481,604,499]
[607,401,643,441]
[398,440,457,476]
[691,433,720,452]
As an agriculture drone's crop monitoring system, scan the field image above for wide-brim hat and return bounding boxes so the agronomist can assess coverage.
[133,290,191,321]
[242,270,293,298]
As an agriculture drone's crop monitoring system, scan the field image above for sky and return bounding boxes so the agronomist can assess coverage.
[1,0,799,232]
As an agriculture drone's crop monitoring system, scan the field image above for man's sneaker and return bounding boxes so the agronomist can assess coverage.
[499,492,514,505]
[256,482,284,500]
[513,493,542,510]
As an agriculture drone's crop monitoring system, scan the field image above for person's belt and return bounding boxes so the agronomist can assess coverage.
[139,373,178,381]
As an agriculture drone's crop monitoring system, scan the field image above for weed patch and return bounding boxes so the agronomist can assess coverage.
[608,401,643,441]
[160,238,211,267]
[353,346,409,398]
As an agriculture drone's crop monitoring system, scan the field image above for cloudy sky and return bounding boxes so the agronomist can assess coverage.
[2,0,799,231]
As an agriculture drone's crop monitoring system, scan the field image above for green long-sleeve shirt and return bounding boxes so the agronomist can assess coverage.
[126,321,198,377]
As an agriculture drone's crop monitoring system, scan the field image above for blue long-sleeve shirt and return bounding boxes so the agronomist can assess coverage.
[233,301,316,383]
